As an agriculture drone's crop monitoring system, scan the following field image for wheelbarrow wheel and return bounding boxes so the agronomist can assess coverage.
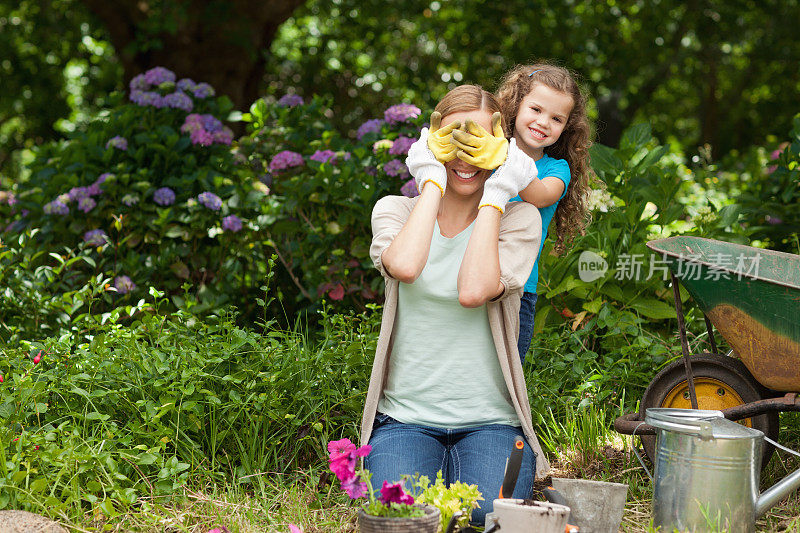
[637,354,779,468]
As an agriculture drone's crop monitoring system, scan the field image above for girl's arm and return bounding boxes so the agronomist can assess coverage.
[518,176,566,208]
[379,183,441,283]
[457,139,540,307]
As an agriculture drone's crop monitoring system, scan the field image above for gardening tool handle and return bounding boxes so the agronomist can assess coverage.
[499,437,524,498]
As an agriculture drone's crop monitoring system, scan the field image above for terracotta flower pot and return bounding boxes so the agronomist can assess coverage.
[358,504,440,533]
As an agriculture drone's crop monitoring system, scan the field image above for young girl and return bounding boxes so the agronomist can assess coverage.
[361,85,549,525]
[457,63,593,361]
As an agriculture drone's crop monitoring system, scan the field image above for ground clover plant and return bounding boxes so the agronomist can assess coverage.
[327,437,425,518]
[237,94,426,314]
[6,66,270,319]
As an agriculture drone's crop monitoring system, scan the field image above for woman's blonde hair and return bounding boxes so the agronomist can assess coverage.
[434,85,504,131]
[496,63,594,254]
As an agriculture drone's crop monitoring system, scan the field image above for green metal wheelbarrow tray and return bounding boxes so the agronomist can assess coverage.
[614,236,800,464]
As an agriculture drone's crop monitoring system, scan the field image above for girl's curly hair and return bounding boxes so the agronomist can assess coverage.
[495,62,594,254]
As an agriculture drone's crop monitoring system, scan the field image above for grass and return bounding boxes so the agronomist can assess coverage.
[37,408,799,532]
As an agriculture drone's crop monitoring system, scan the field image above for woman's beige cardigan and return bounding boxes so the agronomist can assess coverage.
[360,195,550,477]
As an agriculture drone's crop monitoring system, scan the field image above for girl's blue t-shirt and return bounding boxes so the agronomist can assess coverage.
[509,154,571,294]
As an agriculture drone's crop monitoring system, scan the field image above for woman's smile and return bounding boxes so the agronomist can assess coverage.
[454,169,479,181]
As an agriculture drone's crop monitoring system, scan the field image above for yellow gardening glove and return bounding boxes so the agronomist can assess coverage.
[451,112,509,170]
[427,111,461,163]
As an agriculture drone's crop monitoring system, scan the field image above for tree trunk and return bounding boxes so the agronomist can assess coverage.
[80,0,306,111]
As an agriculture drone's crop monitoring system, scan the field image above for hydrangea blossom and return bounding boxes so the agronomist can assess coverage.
[68,186,91,202]
[130,90,165,108]
[192,82,215,99]
[122,194,139,206]
[163,91,194,112]
[278,94,304,107]
[143,66,176,86]
[200,114,223,132]
[114,275,136,294]
[389,135,416,155]
[83,229,108,246]
[197,192,222,211]
[383,159,409,178]
[95,173,113,185]
[222,215,243,232]
[78,197,96,213]
[106,136,128,151]
[129,73,149,92]
[384,103,421,125]
[269,150,304,171]
[176,78,196,92]
[357,118,383,140]
[180,114,233,146]
[44,200,69,215]
[310,149,337,164]
[0,191,18,206]
[373,139,393,152]
[153,187,176,206]
[400,178,419,198]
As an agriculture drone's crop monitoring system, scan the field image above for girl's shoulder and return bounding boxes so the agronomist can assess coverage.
[538,154,571,174]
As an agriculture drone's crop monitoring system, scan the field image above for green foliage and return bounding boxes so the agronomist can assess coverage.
[413,471,483,532]
[525,122,752,420]
[361,500,426,519]
[0,0,121,181]
[0,275,380,513]
[0,229,112,344]
[237,95,422,312]
[268,0,800,155]
[736,114,800,252]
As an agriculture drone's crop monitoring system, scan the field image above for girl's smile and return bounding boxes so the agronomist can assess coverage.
[514,83,574,159]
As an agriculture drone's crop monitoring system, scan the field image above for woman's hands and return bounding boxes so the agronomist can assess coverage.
[451,112,509,170]
[478,139,538,213]
[406,128,449,197]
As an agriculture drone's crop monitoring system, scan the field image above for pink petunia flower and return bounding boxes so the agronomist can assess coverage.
[329,455,357,482]
[380,480,415,505]
[328,438,356,461]
[341,476,369,499]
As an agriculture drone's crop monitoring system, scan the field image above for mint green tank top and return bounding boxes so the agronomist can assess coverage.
[377,219,519,428]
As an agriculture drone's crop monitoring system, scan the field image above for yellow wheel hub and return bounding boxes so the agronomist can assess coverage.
[662,377,752,428]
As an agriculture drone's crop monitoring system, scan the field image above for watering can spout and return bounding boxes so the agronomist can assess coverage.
[755,466,800,518]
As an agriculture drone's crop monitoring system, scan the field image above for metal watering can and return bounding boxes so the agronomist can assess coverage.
[644,408,800,533]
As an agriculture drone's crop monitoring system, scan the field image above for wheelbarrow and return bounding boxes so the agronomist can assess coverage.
[614,236,800,466]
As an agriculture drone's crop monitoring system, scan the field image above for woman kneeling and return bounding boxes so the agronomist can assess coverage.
[360,84,550,525]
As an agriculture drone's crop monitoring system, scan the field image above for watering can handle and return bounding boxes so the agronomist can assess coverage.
[647,418,715,439]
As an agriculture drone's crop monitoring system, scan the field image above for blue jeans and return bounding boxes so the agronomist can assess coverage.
[365,413,536,525]
[517,292,538,363]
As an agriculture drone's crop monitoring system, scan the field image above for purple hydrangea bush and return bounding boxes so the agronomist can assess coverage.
[10,65,261,310]
[237,94,426,310]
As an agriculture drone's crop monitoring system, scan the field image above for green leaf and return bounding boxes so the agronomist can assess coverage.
[620,123,652,152]
[589,144,623,176]
[718,204,742,227]
[630,298,677,319]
